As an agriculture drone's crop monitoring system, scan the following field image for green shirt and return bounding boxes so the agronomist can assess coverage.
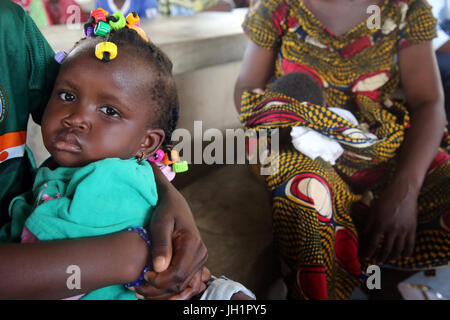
[0,1,59,225]
[3,157,158,300]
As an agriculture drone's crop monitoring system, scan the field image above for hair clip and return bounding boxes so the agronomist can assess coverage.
[162,150,179,165]
[84,24,95,37]
[172,161,189,173]
[147,149,165,163]
[126,12,140,26]
[109,12,127,30]
[127,24,149,42]
[95,41,118,62]
[94,21,111,37]
[54,50,67,64]
[91,8,108,24]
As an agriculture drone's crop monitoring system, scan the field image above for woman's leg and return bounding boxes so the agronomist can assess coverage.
[380,152,450,270]
[269,146,363,300]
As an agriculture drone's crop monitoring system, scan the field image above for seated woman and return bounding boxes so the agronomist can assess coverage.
[234,0,450,300]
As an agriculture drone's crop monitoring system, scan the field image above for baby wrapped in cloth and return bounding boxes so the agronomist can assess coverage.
[267,72,378,166]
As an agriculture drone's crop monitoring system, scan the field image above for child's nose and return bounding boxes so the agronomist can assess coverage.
[62,110,90,131]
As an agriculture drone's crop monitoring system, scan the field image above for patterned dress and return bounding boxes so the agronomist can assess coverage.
[240,0,450,299]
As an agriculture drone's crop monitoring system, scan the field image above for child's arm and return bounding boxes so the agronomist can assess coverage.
[0,230,148,299]
[135,163,208,299]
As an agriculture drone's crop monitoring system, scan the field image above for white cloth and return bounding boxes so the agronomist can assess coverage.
[200,276,256,300]
[428,0,450,50]
[290,126,344,165]
[290,107,377,166]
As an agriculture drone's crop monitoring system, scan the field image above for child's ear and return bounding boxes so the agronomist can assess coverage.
[137,128,166,158]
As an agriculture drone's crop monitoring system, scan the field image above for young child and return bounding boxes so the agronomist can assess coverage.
[5,10,254,300]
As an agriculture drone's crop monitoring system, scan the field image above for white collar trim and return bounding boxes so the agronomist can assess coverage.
[107,0,131,15]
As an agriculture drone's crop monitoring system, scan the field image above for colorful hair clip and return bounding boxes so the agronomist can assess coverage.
[84,25,95,37]
[54,50,67,64]
[162,150,179,165]
[91,8,108,24]
[127,24,149,42]
[147,149,165,162]
[109,12,127,30]
[95,41,118,62]
[126,12,140,26]
[157,162,176,181]
[172,161,189,173]
[99,8,109,17]
[94,21,111,37]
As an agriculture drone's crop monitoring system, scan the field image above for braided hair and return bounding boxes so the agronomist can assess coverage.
[66,26,179,148]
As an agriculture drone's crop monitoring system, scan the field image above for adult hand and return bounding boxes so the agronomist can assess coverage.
[168,266,211,300]
[361,181,418,264]
[132,266,211,300]
[131,162,208,300]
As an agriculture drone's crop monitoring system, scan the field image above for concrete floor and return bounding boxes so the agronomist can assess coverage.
[176,164,450,300]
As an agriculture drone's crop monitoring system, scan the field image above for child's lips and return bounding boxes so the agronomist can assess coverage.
[53,133,82,152]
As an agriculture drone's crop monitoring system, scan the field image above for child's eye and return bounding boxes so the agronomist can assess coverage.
[59,92,76,102]
[100,106,120,118]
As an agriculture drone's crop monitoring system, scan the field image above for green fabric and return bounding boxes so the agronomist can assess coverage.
[0,1,59,224]
[5,157,158,300]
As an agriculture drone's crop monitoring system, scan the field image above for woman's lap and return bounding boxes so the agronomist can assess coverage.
[268,145,450,299]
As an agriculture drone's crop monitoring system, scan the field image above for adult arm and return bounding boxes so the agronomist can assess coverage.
[362,41,446,263]
[133,163,208,299]
[234,40,277,113]
[0,231,148,299]
[234,40,291,142]
[0,161,208,300]
[436,40,450,54]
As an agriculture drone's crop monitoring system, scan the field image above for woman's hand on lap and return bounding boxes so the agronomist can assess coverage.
[361,181,418,264]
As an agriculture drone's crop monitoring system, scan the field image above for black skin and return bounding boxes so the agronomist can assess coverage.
[41,46,165,167]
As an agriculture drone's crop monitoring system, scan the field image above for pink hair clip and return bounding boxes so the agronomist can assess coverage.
[147,149,165,163]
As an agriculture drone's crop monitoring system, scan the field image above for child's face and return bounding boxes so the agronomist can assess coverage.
[41,47,164,167]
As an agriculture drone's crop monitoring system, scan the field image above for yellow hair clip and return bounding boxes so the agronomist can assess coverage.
[95,41,118,62]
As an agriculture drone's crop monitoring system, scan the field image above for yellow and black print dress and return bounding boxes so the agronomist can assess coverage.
[240,0,450,299]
